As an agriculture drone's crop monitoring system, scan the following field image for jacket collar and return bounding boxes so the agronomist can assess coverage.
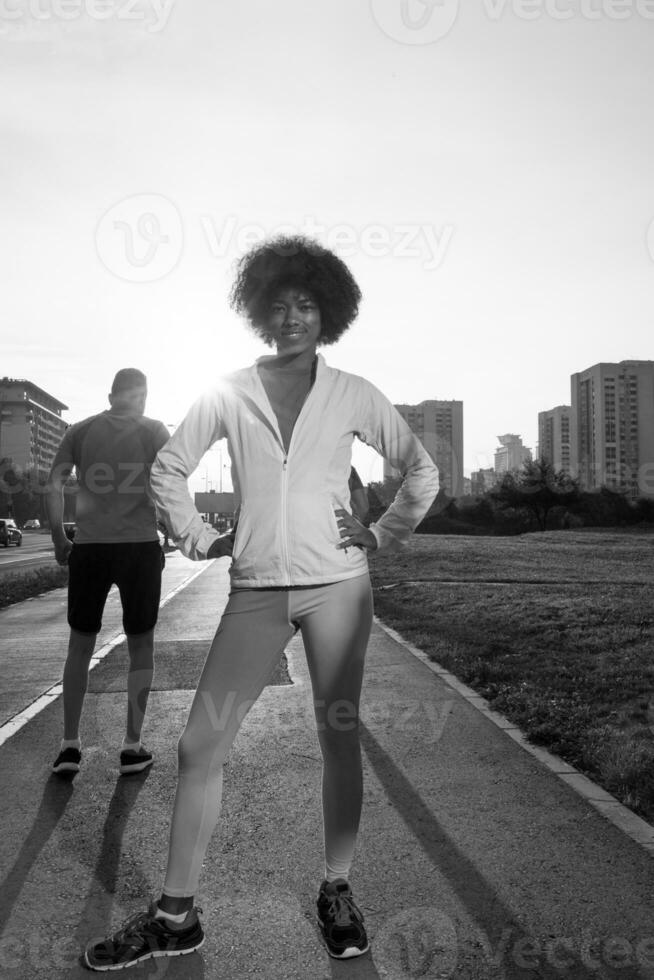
[227,354,327,449]
[253,352,326,375]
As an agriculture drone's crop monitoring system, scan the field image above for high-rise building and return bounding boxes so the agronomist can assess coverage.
[384,400,463,497]
[470,467,496,495]
[571,360,654,498]
[494,434,532,476]
[0,378,68,478]
[538,406,572,475]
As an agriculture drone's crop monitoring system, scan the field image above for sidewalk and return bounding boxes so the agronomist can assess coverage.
[1,554,654,978]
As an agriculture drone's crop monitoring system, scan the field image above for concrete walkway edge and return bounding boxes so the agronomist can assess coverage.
[373,615,654,857]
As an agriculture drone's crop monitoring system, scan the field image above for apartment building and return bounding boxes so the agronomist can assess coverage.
[0,378,68,478]
[494,434,532,476]
[384,400,463,497]
[538,405,572,475]
[570,360,654,498]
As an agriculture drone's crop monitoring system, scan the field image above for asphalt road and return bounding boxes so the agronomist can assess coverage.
[0,533,55,575]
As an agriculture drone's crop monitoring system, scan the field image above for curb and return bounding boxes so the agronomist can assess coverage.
[373,615,654,857]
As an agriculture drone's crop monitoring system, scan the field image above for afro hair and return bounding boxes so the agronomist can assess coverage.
[229,235,362,346]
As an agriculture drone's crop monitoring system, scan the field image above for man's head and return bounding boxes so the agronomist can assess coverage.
[108,368,148,416]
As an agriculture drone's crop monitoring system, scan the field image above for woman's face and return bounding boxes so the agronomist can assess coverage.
[265,286,322,355]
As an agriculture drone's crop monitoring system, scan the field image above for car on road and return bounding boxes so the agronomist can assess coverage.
[0,519,22,548]
[23,519,41,530]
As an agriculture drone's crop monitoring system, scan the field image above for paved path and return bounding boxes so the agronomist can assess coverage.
[0,551,205,728]
[1,554,654,979]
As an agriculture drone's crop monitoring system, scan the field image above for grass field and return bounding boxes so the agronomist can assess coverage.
[369,527,654,824]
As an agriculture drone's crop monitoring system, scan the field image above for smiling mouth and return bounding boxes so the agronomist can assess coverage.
[281,329,306,337]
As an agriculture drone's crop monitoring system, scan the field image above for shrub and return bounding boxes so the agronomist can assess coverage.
[0,565,68,609]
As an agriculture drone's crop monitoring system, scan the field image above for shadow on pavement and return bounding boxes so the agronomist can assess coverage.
[327,951,382,979]
[77,767,153,941]
[75,768,205,979]
[359,723,630,980]
[0,773,75,936]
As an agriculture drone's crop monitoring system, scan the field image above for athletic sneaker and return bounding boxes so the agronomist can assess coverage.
[119,747,153,775]
[84,903,204,971]
[52,746,81,775]
[316,878,369,959]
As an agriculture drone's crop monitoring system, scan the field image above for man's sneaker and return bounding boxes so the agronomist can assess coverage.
[52,746,81,775]
[316,878,369,959]
[84,903,204,971]
[119,747,153,775]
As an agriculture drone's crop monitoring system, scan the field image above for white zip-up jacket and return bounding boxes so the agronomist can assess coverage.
[150,355,439,588]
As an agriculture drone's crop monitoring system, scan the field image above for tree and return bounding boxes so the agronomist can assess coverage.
[0,459,38,526]
[574,486,636,527]
[490,458,579,532]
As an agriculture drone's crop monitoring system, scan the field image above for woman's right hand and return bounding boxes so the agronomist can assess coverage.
[207,532,235,560]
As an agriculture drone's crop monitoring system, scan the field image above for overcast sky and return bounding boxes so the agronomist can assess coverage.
[3,0,654,489]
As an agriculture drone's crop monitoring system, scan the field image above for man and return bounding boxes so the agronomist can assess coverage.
[348,466,369,525]
[48,368,170,776]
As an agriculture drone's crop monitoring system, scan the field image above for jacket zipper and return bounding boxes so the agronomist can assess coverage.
[280,455,291,585]
[271,361,319,587]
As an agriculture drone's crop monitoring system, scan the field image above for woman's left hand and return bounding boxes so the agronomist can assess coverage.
[335,509,378,551]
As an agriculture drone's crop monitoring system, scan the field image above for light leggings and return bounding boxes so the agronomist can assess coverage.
[162,572,373,897]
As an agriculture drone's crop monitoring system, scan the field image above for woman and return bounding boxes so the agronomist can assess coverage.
[84,236,439,969]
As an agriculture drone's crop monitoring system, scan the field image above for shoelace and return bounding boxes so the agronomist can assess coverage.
[110,910,157,948]
[323,889,360,928]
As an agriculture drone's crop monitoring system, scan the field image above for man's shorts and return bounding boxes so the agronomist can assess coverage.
[67,541,164,635]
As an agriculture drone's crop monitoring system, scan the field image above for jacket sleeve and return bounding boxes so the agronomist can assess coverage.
[150,391,225,561]
[357,381,439,552]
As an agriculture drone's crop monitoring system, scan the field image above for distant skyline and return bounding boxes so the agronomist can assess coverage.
[3,1,653,490]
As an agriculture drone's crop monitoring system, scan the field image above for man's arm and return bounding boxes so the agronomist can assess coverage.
[348,467,370,525]
[47,461,74,565]
[350,487,370,525]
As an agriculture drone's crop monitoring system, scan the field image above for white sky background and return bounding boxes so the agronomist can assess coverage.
[3,0,654,491]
